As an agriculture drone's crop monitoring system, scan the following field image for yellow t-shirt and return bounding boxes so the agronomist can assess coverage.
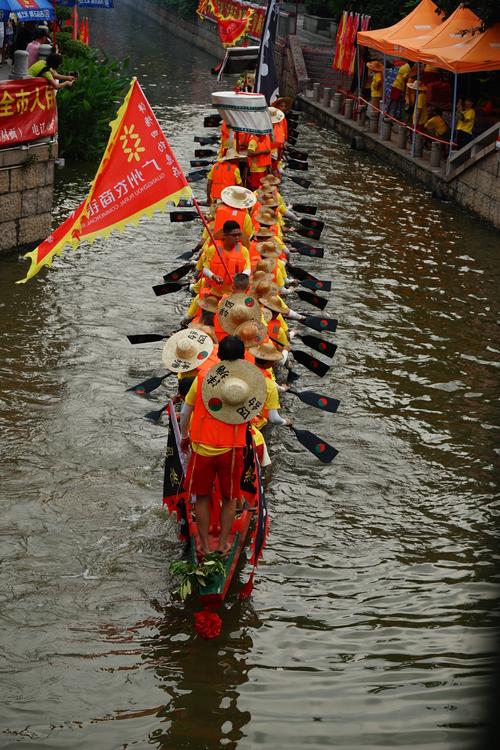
[28,60,54,83]
[424,115,447,137]
[392,63,410,92]
[413,92,428,126]
[371,73,383,99]
[252,376,280,431]
[456,108,475,135]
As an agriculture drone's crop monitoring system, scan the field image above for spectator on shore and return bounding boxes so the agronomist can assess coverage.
[387,60,411,119]
[14,21,35,52]
[424,107,448,139]
[28,52,75,90]
[367,60,384,114]
[455,98,476,150]
[26,27,51,68]
[407,80,428,130]
[3,19,14,63]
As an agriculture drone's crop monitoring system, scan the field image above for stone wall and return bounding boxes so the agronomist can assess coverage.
[0,140,57,256]
[447,150,499,229]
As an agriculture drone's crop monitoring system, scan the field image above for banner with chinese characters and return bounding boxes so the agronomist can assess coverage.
[0,79,57,147]
[18,78,192,283]
[57,0,113,7]
[197,0,265,40]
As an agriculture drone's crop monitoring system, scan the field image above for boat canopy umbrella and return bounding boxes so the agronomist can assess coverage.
[0,0,55,22]
[357,0,444,56]
[414,6,500,73]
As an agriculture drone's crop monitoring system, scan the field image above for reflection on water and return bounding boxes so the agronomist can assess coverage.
[0,4,499,749]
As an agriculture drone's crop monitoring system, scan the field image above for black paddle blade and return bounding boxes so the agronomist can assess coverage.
[144,404,168,422]
[287,263,318,282]
[292,349,330,377]
[288,127,299,139]
[299,334,337,359]
[153,282,187,296]
[296,289,328,310]
[291,240,324,258]
[126,373,169,394]
[194,148,217,158]
[204,114,222,128]
[300,217,324,231]
[297,225,322,241]
[299,278,332,293]
[287,147,308,161]
[287,134,298,146]
[287,158,308,171]
[289,174,311,189]
[194,135,219,145]
[170,211,199,223]
[190,159,212,167]
[301,316,338,334]
[127,333,167,345]
[292,389,340,414]
[291,427,339,463]
[287,368,300,384]
[163,262,193,283]
[292,203,317,215]
[187,169,209,182]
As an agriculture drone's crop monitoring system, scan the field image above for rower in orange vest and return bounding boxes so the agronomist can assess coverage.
[201,220,251,298]
[246,133,272,190]
[213,185,256,247]
[206,148,243,205]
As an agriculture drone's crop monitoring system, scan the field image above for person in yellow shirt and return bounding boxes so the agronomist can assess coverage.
[387,61,411,119]
[424,107,448,139]
[456,98,476,150]
[367,60,384,113]
[407,80,428,129]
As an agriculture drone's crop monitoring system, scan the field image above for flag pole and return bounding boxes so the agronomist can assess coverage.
[191,197,233,280]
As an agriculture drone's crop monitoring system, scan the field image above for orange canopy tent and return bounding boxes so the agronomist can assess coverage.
[415,6,500,73]
[357,0,444,55]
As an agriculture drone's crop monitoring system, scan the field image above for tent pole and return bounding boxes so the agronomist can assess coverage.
[447,72,458,170]
[356,43,361,111]
[411,62,420,158]
[380,53,386,133]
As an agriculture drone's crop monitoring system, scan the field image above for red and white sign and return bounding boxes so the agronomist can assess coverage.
[0,78,57,146]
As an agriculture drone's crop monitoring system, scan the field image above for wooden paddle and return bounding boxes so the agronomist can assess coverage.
[190,159,213,167]
[299,217,324,231]
[288,389,340,414]
[126,373,172,394]
[295,333,337,359]
[144,403,168,422]
[299,315,338,334]
[170,210,199,223]
[288,127,299,140]
[289,426,339,463]
[286,134,298,146]
[295,289,328,310]
[292,349,330,377]
[285,173,312,189]
[204,114,222,127]
[286,263,319,282]
[294,244,324,259]
[194,135,219,145]
[194,148,217,158]
[287,158,308,171]
[299,278,332,293]
[127,333,170,345]
[153,281,189,297]
[176,247,199,261]
[287,147,308,161]
[162,262,193,283]
[187,169,209,182]
[291,203,317,215]
[296,225,323,241]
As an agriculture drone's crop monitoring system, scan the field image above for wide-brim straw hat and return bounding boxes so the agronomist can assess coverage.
[271,96,294,112]
[406,80,428,91]
[221,185,256,210]
[188,321,218,343]
[259,293,288,315]
[248,341,283,361]
[162,329,214,372]
[198,293,220,313]
[261,307,273,323]
[221,147,243,162]
[256,239,281,258]
[252,269,273,284]
[252,278,280,300]
[268,106,285,124]
[258,195,279,209]
[253,226,274,239]
[260,174,281,187]
[201,359,267,425]
[233,319,268,348]
[218,292,261,334]
[254,207,278,226]
[254,257,276,275]
[367,61,384,72]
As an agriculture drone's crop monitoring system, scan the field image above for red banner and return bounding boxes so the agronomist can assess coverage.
[198,0,265,40]
[18,78,191,283]
[0,78,57,147]
[216,8,254,47]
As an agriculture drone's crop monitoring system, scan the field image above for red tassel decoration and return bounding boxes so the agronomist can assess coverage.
[238,569,255,600]
[194,607,222,639]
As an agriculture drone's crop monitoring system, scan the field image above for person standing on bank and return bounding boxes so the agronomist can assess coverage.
[455,98,476,150]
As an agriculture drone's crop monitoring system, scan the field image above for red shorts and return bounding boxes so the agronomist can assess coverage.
[185,448,244,498]
[247,171,268,190]
[390,87,403,102]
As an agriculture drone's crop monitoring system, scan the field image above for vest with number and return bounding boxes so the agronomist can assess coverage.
[214,204,247,235]
[209,162,240,200]
[207,241,246,296]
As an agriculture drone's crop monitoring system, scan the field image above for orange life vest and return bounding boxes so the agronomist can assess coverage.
[248,135,272,171]
[190,370,247,448]
[214,204,248,235]
[209,161,240,200]
[272,121,287,152]
[206,241,247,296]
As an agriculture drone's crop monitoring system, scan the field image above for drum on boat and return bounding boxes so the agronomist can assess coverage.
[211,91,273,135]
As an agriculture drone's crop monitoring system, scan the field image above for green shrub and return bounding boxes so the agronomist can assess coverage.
[57,54,129,161]
[56,31,93,60]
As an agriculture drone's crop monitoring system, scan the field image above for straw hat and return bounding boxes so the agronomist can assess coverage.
[252,277,279,300]
[188,321,218,343]
[260,174,281,187]
[406,80,428,91]
[221,147,243,162]
[258,194,279,208]
[254,207,278,226]
[218,292,261,334]
[198,293,220,313]
[233,319,268,348]
[256,240,281,258]
[221,185,256,210]
[271,96,294,112]
[252,269,272,283]
[162,329,214,373]
[248,341,283,361]
[201,359,267,425]
[268,106,285,124]
[254,258,276,274]
[259,293,288,315]
[367,61,384,72]
[253,226,274,239]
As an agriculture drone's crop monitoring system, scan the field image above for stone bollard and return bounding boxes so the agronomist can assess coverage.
[344,98,354,119]
[322,87,331,108]
[9,50,30,80]
[430,140,441,167]
[381,119,392,141]
[38,44,52,61]
[312,83,321,103]
[369,112,379,133]
[358,105,367,127]
[414,134,424,157]
[332,92,343,114]
[395,125,408,150]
